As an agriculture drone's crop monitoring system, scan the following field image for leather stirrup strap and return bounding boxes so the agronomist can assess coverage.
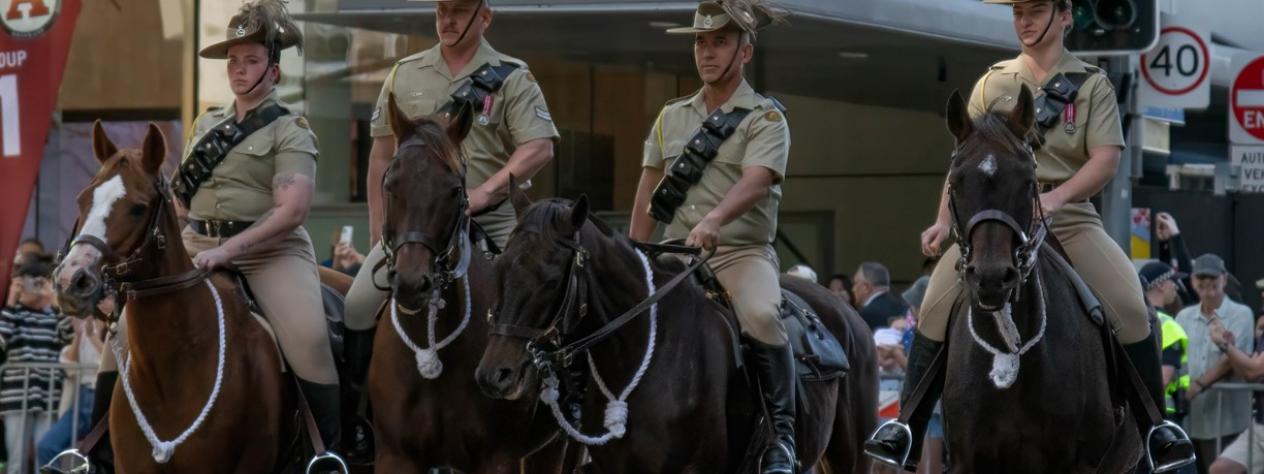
[294,374,328,454]
[896,341,947,425]
[76,417,110,455]
[1112,332,1166,426]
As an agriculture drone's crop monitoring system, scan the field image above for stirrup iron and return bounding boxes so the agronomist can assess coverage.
[865,419,914,468]
[41,449,93,474]
[305,451,349,474]
[1146,420,1196,473]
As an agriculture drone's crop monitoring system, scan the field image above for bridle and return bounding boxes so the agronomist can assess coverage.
[56,176,209,324]
[946,144,1049,303]
[375,134,473,294]
[487,221,709,378]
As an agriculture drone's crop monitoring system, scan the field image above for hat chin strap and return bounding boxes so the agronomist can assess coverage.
[449,0,484,49]
[1022,8,1059,48]
[707,32,745,86]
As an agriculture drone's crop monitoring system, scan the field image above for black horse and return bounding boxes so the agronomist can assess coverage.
[935,87,1142,472]
[475,193,878,473]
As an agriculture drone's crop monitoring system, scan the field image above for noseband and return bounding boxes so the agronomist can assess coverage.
[946,146,1049,298]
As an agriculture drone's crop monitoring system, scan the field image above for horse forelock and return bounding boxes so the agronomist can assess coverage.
[399,118,462,175]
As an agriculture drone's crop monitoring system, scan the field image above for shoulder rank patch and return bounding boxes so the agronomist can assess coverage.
[535,106,552,121]
[764,110,783,122]
[295,117,310,130]
[371,107,381,122]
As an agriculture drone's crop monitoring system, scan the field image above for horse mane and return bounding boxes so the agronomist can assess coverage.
[958,109,1033,163]
[406,119,463,175]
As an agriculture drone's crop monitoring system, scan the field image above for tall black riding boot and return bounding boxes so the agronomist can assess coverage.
[342,328,375,463]
[749,340,798,474]
[87,371,117,472]
[298,378,347,473]
[1123,332,1195,473]
[864,331,945,471]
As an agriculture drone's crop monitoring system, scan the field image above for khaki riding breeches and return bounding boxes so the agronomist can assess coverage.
[917,202,1150,344]
[99,227,339,385]
[343,211,513,331]
[711,245,787,346]
[344,242,388,331]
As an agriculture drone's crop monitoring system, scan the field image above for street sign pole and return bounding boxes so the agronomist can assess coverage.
[1100,54,1140,250]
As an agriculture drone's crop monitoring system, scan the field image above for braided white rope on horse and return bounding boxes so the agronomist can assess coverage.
[544,248,658,445]
[113,279,228,463]
[967,269,1047,389]
[390,272,473,380]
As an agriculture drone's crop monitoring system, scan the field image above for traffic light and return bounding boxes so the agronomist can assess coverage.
[1066,0,1158,54]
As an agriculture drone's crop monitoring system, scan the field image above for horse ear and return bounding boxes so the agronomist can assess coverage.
[1007,86,1036,139]
[445,102,475,145]
[141,123,167,174]
[387,92,413,141]
[509,173,532,216]
[945,90,972,144]
[567,194,590,232]
[92,120,118,164]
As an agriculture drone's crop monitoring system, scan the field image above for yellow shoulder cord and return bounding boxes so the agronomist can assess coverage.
[654,108,667,159]
[977,70,996,112]
[385,64,400,97]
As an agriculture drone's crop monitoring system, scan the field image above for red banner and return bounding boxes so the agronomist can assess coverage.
[0,0,82,297]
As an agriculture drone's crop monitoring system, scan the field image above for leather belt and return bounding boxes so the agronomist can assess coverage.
[190,219,254,239]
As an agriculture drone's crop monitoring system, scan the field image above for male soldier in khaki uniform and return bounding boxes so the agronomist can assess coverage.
[628,2,795,472]
[340,0,558,442]
[864,0,1194,471]
[85,0,348,469]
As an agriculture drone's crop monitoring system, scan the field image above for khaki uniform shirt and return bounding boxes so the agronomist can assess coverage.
[967,50,1125,183]
[370,39,559,225]
[642,80,789,246]
[182,90,318,222]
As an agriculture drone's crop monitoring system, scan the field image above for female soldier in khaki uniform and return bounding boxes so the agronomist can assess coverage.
[89,0,346,466]
[629,2,795,472]
[864,0,1193,470]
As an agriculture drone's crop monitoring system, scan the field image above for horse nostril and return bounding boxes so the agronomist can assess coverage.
[1003,267,1020,286]
[494,367,515,388]
[70,270,99,296]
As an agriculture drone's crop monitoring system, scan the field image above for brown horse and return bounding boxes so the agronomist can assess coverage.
[53,122,292,472]
[475,194,879,473]
[938,88,1141,472]
[368,97,572,473]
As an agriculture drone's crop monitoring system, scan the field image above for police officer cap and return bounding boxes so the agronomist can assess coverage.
[1138,261,1186,292]
[199,0,303,60]
[666,0,788,37]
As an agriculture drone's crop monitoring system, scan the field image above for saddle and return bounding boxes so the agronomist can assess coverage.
[687,260,850,382]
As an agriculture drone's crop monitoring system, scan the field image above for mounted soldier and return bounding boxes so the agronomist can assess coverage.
[341,0,560,442]
[864,0,1194,471]
[628,1,797,471]
[82,0,347,469]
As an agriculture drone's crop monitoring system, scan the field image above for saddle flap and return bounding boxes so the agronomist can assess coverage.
[780,290,849,381]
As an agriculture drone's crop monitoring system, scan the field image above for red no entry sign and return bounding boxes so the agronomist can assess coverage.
[1231,55,1264,144]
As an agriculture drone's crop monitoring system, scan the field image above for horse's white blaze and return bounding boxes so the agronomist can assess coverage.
[63,175,125,265]
[979,155,997,177]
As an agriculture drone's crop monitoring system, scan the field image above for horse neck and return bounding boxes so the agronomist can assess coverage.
[578,234,659,382]
[123,209,217,372]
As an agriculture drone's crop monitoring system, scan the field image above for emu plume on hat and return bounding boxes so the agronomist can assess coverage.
[200,0,303,60]
[666,0,789,36]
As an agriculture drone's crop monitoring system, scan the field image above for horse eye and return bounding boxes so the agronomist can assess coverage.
[129,204,148,216]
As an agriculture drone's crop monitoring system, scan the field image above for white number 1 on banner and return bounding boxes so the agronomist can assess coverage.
[0,75,19,158]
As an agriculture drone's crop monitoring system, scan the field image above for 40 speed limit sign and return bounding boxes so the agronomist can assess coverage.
[1139,24,1210,109]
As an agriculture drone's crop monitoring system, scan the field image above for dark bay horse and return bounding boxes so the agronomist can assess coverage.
[939,88,1140,472]
[369,97,571,472]
[475,194,878,473]
[52,123,289,472]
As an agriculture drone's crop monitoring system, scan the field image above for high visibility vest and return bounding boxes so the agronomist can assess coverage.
[1158,311,1190,415]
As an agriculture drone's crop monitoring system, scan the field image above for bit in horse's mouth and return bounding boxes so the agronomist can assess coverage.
[397,303,423,316]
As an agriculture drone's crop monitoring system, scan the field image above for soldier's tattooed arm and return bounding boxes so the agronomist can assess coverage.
[219,171,315,258]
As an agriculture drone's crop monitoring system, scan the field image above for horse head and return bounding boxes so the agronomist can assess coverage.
[944,87,1040,311]
[380,93,473,312]
[476,195,593,400]
[54,122,169,318]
